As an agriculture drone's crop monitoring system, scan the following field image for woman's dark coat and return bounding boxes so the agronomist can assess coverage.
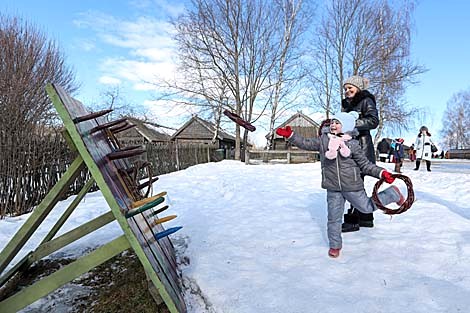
[341,90,379,163]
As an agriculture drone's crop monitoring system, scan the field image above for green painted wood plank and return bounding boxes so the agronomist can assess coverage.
[30,211,115,262]
[0,252,31,287]
[0,235,130,313]
[0,156,85,275]
[40,177,96,245]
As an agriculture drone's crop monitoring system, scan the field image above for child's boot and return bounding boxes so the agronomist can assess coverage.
[342,208,360,232]
[391,186,406,205]
[328,248,341,258]
[378,186,405,206]
[358,211,374,227]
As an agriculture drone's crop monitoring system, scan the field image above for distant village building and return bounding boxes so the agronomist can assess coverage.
[171,115,236,151]
[447,148,470,159]
[268,112,320,150]
[116,117,173,145]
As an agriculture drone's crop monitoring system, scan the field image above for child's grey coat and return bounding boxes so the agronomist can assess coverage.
[288,129,384,191]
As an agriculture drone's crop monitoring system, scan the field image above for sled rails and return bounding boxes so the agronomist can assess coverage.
[0,84,185,313]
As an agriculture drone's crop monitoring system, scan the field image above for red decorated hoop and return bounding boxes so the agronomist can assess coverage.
[372,174,415,215]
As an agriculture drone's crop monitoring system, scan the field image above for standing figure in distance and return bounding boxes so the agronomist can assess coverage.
[341,75,380,233]
[392,138,405,173]
[377,138,390,163]
[414,126,434,172]
[409,144,416,162]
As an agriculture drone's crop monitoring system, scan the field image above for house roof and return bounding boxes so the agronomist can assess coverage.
[267,112,320,139]
[125,117,173,142]
[171,115,236,141]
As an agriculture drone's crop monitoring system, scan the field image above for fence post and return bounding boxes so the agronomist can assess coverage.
[287,151,291,164]
[245,149,250,165]
[175,141,180,171]
[207,146,210,163]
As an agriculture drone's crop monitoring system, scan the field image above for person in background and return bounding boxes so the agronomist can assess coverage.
[414,126,434,172]
[377,138,390,162]
[409,144,416,162]
[276,112,404,258]
[341,75,380,232]
[392,138,404,173]
[389,140,396,163]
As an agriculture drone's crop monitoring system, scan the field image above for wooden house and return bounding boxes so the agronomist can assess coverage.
[171,115,236,150]
[269,112,320,150]
[116,117,173,145]
[447,148,470,159]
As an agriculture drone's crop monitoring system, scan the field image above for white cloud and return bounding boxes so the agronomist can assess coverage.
[99,57,177,90]
[98,76,122,85]
[129,0,186,18]
[78,39,96,52]
[74,10,179,92]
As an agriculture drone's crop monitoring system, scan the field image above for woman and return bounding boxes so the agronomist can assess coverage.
[341,75,379,232]
[414,126,434,171]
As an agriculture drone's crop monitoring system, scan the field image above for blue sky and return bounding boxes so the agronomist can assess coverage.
[2,0,470,146]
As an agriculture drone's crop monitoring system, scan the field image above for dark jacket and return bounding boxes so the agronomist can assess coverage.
[288,129,384,192]
[341,90,379,164]
[392,142,404,162]
[377,139,390,154]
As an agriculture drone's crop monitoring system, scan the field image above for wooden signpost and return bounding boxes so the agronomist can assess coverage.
[0,84,186,313]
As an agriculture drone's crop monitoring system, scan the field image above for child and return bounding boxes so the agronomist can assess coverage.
[276,112,405,258]
[392,138,405,173]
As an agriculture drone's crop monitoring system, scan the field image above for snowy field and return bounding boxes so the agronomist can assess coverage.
[2,159,470,313]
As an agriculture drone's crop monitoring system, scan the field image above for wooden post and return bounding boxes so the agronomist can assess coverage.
[287,151,291,164]
[0,156,85,274]
[175,140,180,171]
[0,211,115,288]
[245,149,250,165]
[262,151,268,163]
[0,236,130,313]
[40,177,95,245]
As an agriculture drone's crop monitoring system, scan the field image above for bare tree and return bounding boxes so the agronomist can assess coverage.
[265,0,313,149]
[307,0,364,120]
[366,0,425,142]
[0,14,77,135]
[0,14,77,215]
[91,85,148,121]
[440,89,470,149]
[164,0,311,158]
[309,0,425,142]
[307,17,340,118]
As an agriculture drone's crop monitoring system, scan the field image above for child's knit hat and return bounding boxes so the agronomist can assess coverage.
[331,111,359,133]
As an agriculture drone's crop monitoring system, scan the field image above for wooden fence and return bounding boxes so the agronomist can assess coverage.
[245,149,319,164]
[0,132,92,218]
[0,136,223,218]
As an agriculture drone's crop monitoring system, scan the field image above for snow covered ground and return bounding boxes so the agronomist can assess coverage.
[2,159,470,313]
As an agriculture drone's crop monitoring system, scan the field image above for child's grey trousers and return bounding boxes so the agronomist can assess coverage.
[326,186,401,249]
